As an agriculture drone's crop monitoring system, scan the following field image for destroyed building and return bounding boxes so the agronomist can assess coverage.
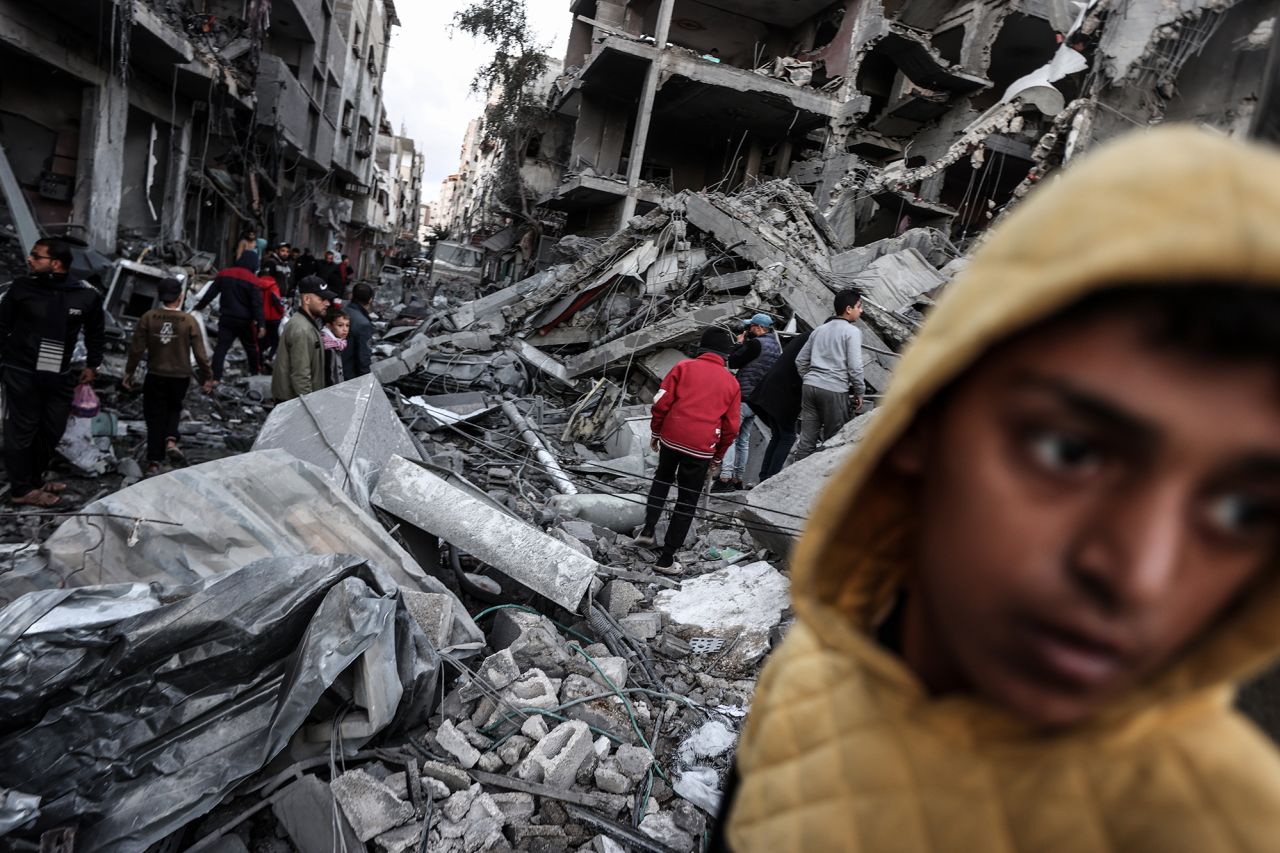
[0,0,423,281]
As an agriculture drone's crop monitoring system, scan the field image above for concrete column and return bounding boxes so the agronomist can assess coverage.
[74,76,128,252]
[618,0,675,227]
[163,118,192,243]
[744,139,764,183]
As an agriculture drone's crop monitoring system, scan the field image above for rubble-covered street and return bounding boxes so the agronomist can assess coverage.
[0,0,1277,850]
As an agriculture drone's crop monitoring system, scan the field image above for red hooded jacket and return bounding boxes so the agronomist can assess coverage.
[650,353,741,460]
[256,276,285,322]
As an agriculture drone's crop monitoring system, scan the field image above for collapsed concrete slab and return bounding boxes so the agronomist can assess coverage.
[372,455,599,612]
[565,299,746,378]
[253,374,421,509]
[653,562,790,670]
[739,412,879,555]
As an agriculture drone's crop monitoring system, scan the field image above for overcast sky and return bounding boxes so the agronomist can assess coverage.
[382,1,570,198]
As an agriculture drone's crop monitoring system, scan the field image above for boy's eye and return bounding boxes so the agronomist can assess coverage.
[1025,430,1101,476]
[1204,492,1279,539]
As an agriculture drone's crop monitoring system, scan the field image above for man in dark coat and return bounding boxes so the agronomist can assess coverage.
[0,237,105,506]
[341,282,375,378]
[746,330,812,482]
[194,250,265,379]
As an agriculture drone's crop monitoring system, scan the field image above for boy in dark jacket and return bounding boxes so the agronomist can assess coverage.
[637,327,741,574]
[0,237,105,507]
[746,330,812,482]
[123,279,214,474]
[194,251,265,379]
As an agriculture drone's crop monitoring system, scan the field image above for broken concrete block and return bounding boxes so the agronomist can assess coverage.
[460,648,521,700]
[521,715,550,740]
[476,752,503,772]
[372,357,409,384]
[640,811,695,851]
[455,718,491,750]
[593,735,611,759]
[461,792,507,853]
[559,673,649,740]
[486,668,560,728]
[619,611,662,641]
[490,791,536,824]
[491,610,573,677]
[517,720,595,788]
[588,655,629,690]
[271,775,363,853]
[552,526,593,558]
[330,768,415,842]
[419,760,471,792]
[374,822,425,853]
[497,734,533,767]
[443,785,478,822]
[402,590,454,650]
[373,456,599,612]
[599,579,642,619]
[423,777,451,801]
[654,562,790,669]
[594,760,633,795]
[614,744,655,781]
[436,719,481,768]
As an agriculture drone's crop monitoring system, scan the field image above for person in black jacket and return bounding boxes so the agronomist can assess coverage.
[746,330,812,483]
[0,238,105,507]
[341,282,375,378]
[260,242,294,300]
[194,250,265,379]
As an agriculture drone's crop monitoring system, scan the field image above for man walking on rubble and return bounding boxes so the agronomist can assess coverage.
[793,289,865,461]
[261,241,294,301]
[342,282,375,379]
[0,237,105,507]
[272,275,337,402]
[747,329,812,482]
[714,313,782,492]
[123,278,214,476]
[635,327,741,575]
[195,250,265,379]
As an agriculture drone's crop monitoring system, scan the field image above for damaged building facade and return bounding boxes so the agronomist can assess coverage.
[433,0,1272,246]
[0,0,413,279]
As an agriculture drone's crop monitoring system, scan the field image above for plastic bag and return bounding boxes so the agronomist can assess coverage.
[70,383,99,418]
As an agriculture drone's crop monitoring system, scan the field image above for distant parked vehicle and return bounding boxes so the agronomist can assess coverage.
[378,264,403,288]
[429,241,483,285]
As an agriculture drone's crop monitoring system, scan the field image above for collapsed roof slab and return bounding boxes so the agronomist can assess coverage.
[539,174,667,212]
[565,298,748,378]
[863,20,992,94]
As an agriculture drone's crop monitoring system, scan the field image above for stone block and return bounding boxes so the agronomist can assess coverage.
[436,719,481,769]
[490,791,536,824]
[477,751,503,772]
[374,822,424,853]
[402,590,454,649]
[497,734,533,766]
[517,720,595,788]
[330,769,415,842]
[486,668,560,727]
[594,760,633,795]
[521,715,550,740]
[443,785,478,822]
[614,744,654,781]
[599,580,642,619]
[639,811,694,851]
[491,610,573,677]
[588,655,629,690]
[459,647,522,700]
[420,760,471,792]
[619,611,661,641]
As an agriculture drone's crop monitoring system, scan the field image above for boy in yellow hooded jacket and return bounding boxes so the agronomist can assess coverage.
[722,126,1280,852]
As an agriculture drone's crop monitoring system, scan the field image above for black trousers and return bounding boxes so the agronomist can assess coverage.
[143,374,190,462]
[2,368,76,496]
[211,318,260,380]
[644,444,711,559]
[756,410,798,482]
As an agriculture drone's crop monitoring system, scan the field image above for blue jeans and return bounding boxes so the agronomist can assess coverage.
[727,403,754,481]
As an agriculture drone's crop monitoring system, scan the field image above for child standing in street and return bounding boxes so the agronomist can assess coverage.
[320,306,350,387]
[123,278,214,475]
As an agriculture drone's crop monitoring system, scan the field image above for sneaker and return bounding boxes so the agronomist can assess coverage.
[166,442,186,466]
[654,557,682,576]
[710,479,736,494]
[633,530,657,548]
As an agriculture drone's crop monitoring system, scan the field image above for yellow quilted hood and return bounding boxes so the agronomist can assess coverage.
[793,125,1280,712]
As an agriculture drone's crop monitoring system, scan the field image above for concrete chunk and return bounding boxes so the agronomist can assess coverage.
[491,610,573,677]
[654,562,790,669]
[436,719,481,768]
[420,760,471,792]
[373,456,599,611]
[517,720,595,788]
[640,811,695,851]
[330,768,415,842]
[459,647,521,700]
[490,792,536,824]
[402,590,454,649]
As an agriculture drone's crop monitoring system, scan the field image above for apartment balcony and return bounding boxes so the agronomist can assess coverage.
[257,55,334,168]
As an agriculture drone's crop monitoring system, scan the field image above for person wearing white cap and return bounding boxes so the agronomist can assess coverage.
[714,312,781,491]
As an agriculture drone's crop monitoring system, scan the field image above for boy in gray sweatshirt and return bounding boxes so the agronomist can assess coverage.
[794,288,864,460]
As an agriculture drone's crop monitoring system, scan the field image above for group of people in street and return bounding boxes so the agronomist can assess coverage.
[0,231,381,502]
[641,288,868,572]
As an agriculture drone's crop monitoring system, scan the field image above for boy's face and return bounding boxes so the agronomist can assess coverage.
[895,311,1280,727]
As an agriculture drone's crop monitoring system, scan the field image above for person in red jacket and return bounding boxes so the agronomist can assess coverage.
[636,326,741,574]
[255,273,286,371]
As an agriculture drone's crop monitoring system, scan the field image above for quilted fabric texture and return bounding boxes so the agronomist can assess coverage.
[729,126,1280,852]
